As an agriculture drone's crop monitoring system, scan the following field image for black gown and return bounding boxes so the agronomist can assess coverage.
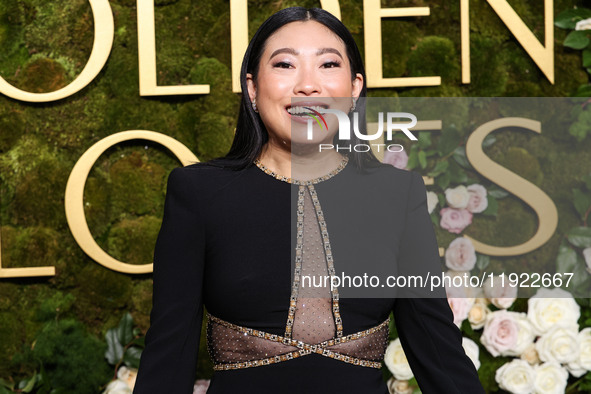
[132,158,485,394]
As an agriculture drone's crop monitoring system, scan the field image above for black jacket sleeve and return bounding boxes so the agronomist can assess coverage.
[133,167,206,394]
[392,171,485,394]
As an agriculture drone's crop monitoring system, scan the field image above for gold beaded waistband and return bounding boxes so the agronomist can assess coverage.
[206,313,390,371]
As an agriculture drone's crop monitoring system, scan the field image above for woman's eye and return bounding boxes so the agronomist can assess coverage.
[273,61,292,69]
[322,61,341,68]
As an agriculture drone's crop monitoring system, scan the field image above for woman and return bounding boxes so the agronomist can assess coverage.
[133,7,485,394]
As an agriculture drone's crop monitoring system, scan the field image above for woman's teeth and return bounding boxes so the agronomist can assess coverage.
[287,105,325,116]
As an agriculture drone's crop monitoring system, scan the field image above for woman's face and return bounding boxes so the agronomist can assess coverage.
[247,20,363,149]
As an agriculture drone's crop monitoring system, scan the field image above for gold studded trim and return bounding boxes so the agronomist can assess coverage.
[285,183,343,339]
[207,313,389,371]
[253,155,349,185]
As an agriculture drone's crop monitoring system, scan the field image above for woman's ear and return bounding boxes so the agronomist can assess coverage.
[246,73,256,102]
[352,73,364,99]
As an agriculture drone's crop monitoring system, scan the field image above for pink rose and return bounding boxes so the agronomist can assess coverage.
[440,207,473,234]
[383,149,408,169]
[446,285,475,327]
[481,310,520,357]
[467,184,488,213]
[447,296,475,327]
[445,237,476,271]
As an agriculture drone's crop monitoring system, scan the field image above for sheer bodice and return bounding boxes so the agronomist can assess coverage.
[206,157,389,371]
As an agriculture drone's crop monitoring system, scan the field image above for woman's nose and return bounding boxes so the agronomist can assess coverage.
[293,68,321,95]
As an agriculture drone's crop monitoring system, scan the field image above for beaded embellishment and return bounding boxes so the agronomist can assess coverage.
[253,155,349,185]
[207,313,390,370]
[206,155,389,371]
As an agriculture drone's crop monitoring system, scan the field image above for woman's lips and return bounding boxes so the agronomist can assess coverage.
[285,103,329,124]
[286,108,313,124]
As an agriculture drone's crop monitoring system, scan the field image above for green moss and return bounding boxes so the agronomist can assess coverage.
[84,176,112,242]
[14,56,67,93]
[465,34,508,96]
[195,113,235,161]
[75,262,132,314]
[0,110,24,154]
[189,57,236,113]
[108,150,167,220]
[469,0,511,43]
[107,215,162,265]
[0,225,62,269]
[499,146,543,186]
[399,84,464,98]
[0,134,70,226]
[407,36,460,83]
[381,20,421,78]
[131,280,153,329]
[0,311,22,376]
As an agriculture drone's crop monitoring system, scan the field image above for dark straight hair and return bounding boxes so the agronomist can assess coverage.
[205,7,381,171]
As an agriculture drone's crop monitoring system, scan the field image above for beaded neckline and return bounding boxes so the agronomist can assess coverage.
[253,156,349,185]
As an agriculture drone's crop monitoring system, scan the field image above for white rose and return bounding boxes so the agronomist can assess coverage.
[483,274,518,309]
[520,343,541,365]
[466,184,488,213]
[481,310,520,357]
[507,314,536,357]
[533,362,568,394]
[426,191,439,214]
[567,327,591,377]
[445,237,477,271]
[495,359,535,394]
[445,185,470,209]
[527,287,580,335]
[462,337,481,370]
[583,247,591,274]
[468,299,490,330]
[384,338,413,380]
[102,380,132,394]
[386,377,413,394]
[116,366,137,391]
[535,323,580,364]
[575,17,591,31]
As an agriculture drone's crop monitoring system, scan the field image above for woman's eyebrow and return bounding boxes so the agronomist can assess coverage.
[269,47,344,60]
[316,47,343,60]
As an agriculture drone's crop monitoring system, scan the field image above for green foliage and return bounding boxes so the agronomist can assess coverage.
[555,242,590,297]
[569,105,591,142]
[104,313,144,369]
[12,319,111,394]
[35,291,76,322]
[555,6,591,98]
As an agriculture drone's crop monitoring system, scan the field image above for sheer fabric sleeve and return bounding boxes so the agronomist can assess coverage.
[133,167,206,394]
[392,171,485,394]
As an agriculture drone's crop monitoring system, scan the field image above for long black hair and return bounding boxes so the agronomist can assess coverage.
[204,7,381,171]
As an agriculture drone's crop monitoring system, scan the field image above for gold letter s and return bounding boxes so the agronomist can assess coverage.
[465,118,558,256]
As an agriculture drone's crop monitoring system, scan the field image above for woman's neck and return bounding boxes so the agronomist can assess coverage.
[256,139,345,180]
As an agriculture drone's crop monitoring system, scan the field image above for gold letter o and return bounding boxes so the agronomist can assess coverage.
[65,130,199,274]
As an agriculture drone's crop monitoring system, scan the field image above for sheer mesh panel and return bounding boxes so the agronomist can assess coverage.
[292,186,335,344]
[207,316,299,363]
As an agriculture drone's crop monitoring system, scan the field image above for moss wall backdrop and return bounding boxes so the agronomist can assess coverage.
[0,0,590,393]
